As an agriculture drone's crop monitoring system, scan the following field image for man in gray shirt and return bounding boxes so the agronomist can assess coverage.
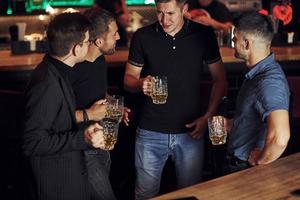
[224,11,290,174]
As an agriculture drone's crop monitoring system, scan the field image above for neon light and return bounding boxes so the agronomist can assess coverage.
[7,0,12,15]
[127,0,155,5]
[26,0,155,13]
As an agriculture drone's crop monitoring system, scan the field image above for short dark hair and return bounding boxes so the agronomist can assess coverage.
[83,8,115,41]
[155,0,187,4]
[233,11,274,42]
[83,7,115,40]
[46,12,91,57]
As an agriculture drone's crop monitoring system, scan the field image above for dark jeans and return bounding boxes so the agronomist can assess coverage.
[222,153,251,175]
[85,150,116,200]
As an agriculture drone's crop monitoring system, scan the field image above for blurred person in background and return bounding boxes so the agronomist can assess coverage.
[187,0,232,30]
[262,0,299,44]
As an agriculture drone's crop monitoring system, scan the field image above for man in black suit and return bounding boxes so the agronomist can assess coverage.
[22,12,107,200]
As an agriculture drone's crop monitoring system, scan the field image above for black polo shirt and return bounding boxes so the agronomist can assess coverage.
[128,19,221,133]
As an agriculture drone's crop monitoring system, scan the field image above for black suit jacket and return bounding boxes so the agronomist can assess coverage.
[22,55,93,200]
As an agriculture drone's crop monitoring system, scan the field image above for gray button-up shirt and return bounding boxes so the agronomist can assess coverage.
[228,54,290,161]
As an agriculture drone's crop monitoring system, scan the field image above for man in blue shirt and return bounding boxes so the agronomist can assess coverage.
[224,11,290,174]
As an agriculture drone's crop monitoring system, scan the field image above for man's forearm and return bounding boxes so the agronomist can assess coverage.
[124,74,143,93]
[257,136,289,164]
[256,110,290,165]
[206,79,227,116]
[206,60,227,116]
[210,19,232,31]
[22,128,90,156]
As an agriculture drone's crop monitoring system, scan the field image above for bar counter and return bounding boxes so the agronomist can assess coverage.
[152,152,300,200]
[1,46,300,71]
[0,48,129,71]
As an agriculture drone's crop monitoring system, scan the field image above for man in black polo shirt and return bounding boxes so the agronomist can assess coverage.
[124,0,227,199]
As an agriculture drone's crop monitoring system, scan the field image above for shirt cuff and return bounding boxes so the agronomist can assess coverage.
[128,59,144,67]
[205,56,221,64]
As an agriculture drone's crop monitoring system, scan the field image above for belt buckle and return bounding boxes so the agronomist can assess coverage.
[233,158,240,167]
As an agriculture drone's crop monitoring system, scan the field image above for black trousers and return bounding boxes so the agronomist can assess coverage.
[85,150,116,200]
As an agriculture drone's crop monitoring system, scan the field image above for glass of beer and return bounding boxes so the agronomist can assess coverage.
[100,118,119,150]
[105,95,124,123]
[151,76,168,104]
[208,116,227,145]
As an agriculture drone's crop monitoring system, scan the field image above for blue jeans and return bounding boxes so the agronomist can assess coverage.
[85,150,116,200]
[135,128,204,200]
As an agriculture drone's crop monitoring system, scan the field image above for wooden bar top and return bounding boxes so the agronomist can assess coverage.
[0,46,300,71]
[0,49,129,71]
[152,152,300,200]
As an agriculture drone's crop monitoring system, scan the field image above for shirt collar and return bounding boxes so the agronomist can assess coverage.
[46,54,72,79]
[245,53,275,80]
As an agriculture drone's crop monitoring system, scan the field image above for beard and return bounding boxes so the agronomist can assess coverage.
[102,46,116,55]
[103,48,115,55]
[234,50,246,60]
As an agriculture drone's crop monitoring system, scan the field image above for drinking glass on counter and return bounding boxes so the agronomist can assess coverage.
[208,115,227,145]
[151,76,168,104]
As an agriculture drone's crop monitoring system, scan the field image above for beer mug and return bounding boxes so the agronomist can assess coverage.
[208,116,227,145]
[151,76,168,104]
[105,95,124,123]
[100,118,119,150]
